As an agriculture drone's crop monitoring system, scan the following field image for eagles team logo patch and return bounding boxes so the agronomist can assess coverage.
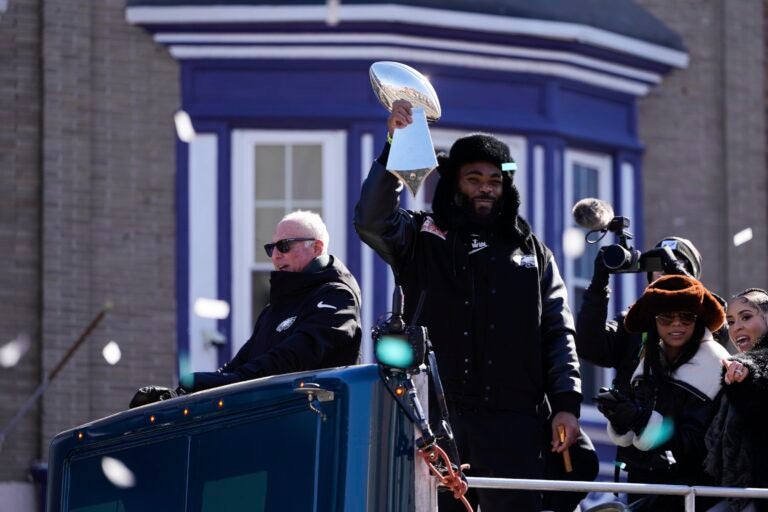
[421,217,447,240]
[511,251,537,268]
[276,316,297,332]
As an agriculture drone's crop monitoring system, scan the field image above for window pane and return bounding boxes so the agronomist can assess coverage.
[188,409,321,511]
[251,271,270,327]
[68,438,188,512]
[573,163,598,198]
[292,145,323,200]
[254,145,285,200]
[572,163,601,279]
[254,208,286,264]
[201,472,267,512]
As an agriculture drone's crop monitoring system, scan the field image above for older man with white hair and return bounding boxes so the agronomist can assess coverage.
[180,210,362,392]
[128,210,361,407]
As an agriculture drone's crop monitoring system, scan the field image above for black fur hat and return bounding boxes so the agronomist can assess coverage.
[437,133,514,177]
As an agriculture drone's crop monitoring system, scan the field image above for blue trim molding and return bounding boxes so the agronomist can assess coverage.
[175,137,190,377]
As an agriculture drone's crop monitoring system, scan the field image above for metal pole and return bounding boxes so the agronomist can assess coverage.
[466,476,768,501]
[685,489,696,512]
[0,304,111,452]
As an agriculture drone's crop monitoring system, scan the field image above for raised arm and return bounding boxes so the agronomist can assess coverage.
[353,100,420,270]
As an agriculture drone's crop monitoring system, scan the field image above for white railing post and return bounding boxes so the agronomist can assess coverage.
[684,489,696,512]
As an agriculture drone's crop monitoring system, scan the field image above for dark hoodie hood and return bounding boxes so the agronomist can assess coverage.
[431,133,531,241]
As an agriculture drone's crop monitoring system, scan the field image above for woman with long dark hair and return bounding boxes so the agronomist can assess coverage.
[596,274,729,511]
[705,288,768,512]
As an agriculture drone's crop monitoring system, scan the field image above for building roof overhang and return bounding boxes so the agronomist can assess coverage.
[125,1,689,97]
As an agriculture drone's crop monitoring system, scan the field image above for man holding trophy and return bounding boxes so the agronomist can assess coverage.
[355,62,583,511]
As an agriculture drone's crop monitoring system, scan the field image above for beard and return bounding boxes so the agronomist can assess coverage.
[454,191,504,226]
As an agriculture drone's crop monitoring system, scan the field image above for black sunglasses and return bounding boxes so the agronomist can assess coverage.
[264,238,315,257]
[655,311,698,326]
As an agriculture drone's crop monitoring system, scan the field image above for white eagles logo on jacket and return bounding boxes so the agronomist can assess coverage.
[276,316,297,332]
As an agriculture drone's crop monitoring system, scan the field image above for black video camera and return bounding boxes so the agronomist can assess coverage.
[592,216,665,274]
[371,286,427,374]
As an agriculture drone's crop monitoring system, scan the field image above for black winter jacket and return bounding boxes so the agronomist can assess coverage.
[704,345,768,512]
[354,160,581,417]
[186,256,361,391]
[608,336,728,490]
[576,287,641,394]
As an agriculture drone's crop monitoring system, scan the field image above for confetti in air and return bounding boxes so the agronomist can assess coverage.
[733,228,753,247]
[0,333,31,368]
[562,227,586,259]
[325,0,339,26]
[174,110,196,143]
[101,457,136,489]
[641,416,675,450]
[194,298,231,320]
[102,341,122,366]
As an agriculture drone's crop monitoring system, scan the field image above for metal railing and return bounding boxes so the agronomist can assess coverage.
[466,477,768,512]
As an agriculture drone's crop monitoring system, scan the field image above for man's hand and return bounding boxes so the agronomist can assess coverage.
[723,359,750,385]
[387,99,413,136]
[550,411,579,453]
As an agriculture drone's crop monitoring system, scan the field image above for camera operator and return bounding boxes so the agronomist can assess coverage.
[570,197,717,394]
[577,234,705,395]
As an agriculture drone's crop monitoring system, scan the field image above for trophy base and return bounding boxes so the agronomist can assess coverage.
[388,168,434,197]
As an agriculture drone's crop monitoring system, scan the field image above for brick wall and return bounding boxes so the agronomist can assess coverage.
[0,0,43,483]
[0,0,179,481]
[637,0,768,296]
[39,0,179,452]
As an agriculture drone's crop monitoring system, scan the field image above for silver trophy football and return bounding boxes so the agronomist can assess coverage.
[369,61,441,196]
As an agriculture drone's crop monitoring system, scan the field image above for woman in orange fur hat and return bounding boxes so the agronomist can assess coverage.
[595,274,729,511]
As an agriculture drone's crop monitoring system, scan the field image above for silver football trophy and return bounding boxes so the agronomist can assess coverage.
[369,61,441,196]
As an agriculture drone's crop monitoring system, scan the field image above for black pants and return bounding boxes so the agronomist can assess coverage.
[541,426,599,512]
[437,404,543,512]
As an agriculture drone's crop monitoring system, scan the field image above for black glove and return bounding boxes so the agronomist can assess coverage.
[641,246,691,277]
[594,387,652,436]
[178,370,241,393]
[588,247,610,291]
[129,385,184,409]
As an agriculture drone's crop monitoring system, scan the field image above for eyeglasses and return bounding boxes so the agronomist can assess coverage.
[655,311,698,326]
[264,238,315,257]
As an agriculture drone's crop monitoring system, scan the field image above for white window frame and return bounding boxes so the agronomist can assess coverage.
[563,148,614,399]
[563,148,613,300]
[187,134,219,373]
[231,130,347,353]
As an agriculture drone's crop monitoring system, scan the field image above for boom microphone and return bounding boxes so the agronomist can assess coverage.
[572,198,615,231]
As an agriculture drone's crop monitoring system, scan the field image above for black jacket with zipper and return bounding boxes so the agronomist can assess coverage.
[186,255,361,392]
[354,158,581,417]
